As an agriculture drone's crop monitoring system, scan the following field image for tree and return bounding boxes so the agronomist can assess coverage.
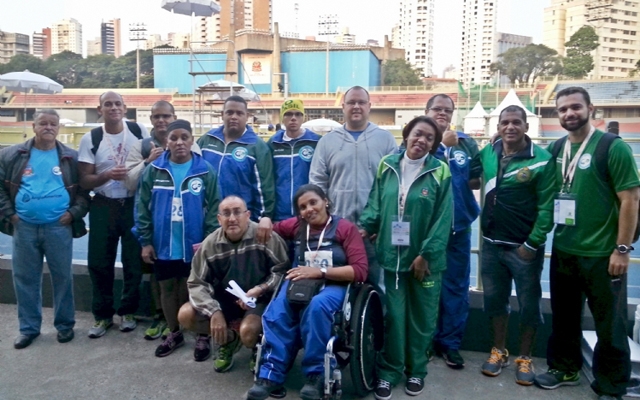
[490,44,563,85]
[629,60,640,77]
[563,26,599,79]
[43,51,84,87]
[0,54,45,75]
[382,59,423,86]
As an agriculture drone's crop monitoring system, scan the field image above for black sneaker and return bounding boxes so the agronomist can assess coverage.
[300,374,323,400]
[405,377,424,396]
[374,379,392,400]
[534,368,580,389]
[246,378,284,400]
[194,334,211,362]
[155,330,184,357]
[442,348,465,369]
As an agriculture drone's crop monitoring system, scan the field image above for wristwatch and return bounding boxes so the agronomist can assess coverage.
[616,244,635,254]
[320,267,327,279]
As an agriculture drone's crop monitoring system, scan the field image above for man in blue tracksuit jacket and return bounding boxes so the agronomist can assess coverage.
[428,94,481,369]
[268,99,321,221]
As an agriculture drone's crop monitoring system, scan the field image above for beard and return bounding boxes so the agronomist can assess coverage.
[560,115,589,132]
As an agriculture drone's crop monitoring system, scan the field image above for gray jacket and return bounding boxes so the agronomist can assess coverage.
[309,122,397,223]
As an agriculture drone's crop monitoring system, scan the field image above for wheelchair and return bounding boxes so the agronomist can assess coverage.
[254,282,384,399]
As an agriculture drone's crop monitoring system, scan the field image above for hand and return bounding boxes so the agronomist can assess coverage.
[256,217,273,244]
[10,214,19,226]
[146,142,164,164]
[441,130,459,147]
[141,245,157,264]
[359,229,369,239]
[59,211,73,225]
[409,255,430,281]
[516,245,536,261]
[286,266,322,282]
[210,310,228,345]
[237,286,264,310]
[609,250,630,276]
[109,165,128,181]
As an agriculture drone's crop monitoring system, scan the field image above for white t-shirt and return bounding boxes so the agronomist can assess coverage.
[78,122,149,198]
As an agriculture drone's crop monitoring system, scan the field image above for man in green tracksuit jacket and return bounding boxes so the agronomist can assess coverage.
[472,105,555,386]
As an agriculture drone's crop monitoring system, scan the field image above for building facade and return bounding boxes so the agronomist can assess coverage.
[32,28,51,60]
[100,19,121,57]
[543,0,640,79]
[197,0,272,45]
[51,18,83,56]
[395,0,435,77]
[460,0,498,86]
[495,32,533,56]
[0,30,30,64]
[87,37,102,56]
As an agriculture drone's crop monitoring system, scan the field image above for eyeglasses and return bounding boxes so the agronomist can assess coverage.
[428,107,455,115]
[218,209,248,218]
[151,114,173,120]
[283,112,303,118]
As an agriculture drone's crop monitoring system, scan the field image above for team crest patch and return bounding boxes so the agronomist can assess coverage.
[299,145,314,162]
[578,154,591,169]
[516,167,532,183]
[188,178,203,195]
[453,150,467,166]
[231,147,248,161]
[52,166,62,176]
[420,188,429,197]
[23,166,34,177]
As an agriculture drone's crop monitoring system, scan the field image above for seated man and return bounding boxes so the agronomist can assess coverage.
[178,195,290,373]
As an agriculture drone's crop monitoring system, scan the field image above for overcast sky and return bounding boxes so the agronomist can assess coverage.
[2,0,550,76]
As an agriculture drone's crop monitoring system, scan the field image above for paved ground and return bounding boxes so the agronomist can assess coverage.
[0,304,601,400]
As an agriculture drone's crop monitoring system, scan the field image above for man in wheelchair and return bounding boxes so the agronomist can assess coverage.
[246,184,371,400]
[178,196,290,372]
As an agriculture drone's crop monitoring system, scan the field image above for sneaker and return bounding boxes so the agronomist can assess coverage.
[214,332,241,373]
[515,356,535,386]
[155,330,185,357]
[144,319,167,340]
[442,348,465,369]
[194,334,211,362]
[161,326,171,339]
[246,378,285,400]
[405,377,424,396]
[534,369,580,389]
[374,379,392,400]
[119,314,137,332]
[300,374,324,400]
[481,347,509,377]
[88,319,113,338]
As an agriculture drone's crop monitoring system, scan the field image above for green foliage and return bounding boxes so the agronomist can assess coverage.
[490,44,563,84]
[563,26,599,79]
[0,48,157,88]
[382,59,423,86]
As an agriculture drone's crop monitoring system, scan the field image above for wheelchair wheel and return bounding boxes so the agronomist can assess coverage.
[348,283,384,398]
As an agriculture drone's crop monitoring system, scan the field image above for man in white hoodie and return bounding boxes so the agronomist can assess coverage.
[310,86,397,291]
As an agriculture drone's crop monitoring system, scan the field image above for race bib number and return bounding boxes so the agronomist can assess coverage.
[554,193,576,226]
[391,220,411,246]
[171,197,183,222]
[304,250,333,268]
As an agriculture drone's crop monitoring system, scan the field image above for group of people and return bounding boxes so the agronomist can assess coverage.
[0,84,637,400]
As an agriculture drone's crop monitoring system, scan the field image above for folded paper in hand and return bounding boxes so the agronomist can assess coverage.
[225,280,256,309]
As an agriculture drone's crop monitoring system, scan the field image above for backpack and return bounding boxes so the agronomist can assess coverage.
[140,137,156,160]
[551,133,640,243]
[90,121,143,155]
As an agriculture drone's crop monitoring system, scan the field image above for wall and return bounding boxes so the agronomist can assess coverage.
[281,50,380,93]
[154,53,230,94]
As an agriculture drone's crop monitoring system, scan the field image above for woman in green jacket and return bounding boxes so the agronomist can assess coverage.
[359,116,453,400]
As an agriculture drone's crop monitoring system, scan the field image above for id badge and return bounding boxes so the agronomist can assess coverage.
[391,215,411,246]
[171,197,183,222]
[554,193,576,226]
[304,250,333,268]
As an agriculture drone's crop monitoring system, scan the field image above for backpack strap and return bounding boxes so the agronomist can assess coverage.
[593,132,620,183]
[550,136,568,160]
[125,121,143,140]
[140,137,155,160]
[90,126,103,155]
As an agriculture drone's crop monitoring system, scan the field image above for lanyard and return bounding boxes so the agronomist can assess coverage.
[306,216,332,256]
[399,157,425,219]
[561,125,595,191]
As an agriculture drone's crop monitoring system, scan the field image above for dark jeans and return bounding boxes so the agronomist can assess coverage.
[547,247,630,397]
[88,195,142,320]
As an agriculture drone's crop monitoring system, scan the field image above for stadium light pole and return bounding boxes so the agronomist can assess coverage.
[318,15,338,96]
[129,23,147,89]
